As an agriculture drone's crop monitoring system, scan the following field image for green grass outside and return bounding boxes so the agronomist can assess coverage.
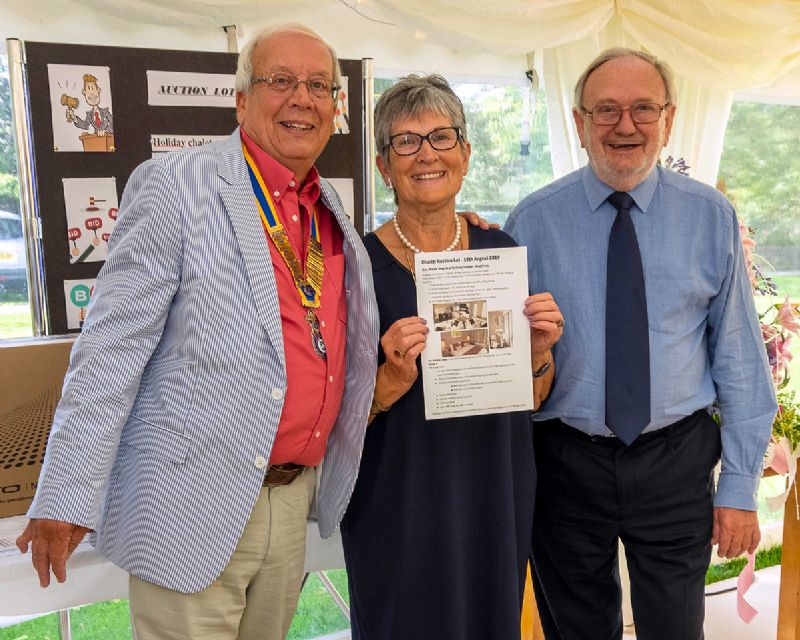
[0,301,32,340]
[706,544,782,585]
[771,274,800,299]
[0,570,350,640]
[0,552,785,638]
[287,570,350,639]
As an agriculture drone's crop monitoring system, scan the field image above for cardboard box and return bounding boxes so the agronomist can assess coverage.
[0,336,75,517]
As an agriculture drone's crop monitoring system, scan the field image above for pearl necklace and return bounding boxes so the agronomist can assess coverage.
[392,212,461,253]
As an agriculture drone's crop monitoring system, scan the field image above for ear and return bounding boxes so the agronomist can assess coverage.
[572,108,587,149]
[460,140,472,176]
[376,155,392,187]
[235,91,247,126]
[662,103,677,147]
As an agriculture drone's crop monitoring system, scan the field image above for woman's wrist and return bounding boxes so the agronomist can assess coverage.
[532,350,552,378]
[372,364,406,413]
[368,396,391,418]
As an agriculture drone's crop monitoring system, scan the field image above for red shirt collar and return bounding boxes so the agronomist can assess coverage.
[240,128,321,203]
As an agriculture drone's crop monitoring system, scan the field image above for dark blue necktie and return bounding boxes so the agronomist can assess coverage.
[605,191,650,445]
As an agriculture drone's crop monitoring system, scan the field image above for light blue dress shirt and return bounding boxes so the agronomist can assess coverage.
[505,164,777,511]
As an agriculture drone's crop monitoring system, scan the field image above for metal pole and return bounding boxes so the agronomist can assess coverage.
[316,570,350,621]
[222,25,238,54]
[5,38,48,335]
[361,58,375,233]
[57,609,72,640]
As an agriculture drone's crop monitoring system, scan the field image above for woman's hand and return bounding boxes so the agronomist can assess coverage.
[524,292,563,358]
[377,316,429,405]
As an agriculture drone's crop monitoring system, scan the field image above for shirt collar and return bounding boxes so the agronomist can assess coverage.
[240,129,321,203]
[583,163,659,214]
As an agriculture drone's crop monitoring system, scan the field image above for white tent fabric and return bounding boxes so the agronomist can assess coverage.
[67,0,800,90]
[541,16,734,184]
[4,0,800,185]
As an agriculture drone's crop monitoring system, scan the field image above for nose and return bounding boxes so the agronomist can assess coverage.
[614,108,638,134]
[415,138,438,161]
[288,81,315,107]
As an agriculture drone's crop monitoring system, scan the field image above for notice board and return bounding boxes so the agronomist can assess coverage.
[13,40,365,334]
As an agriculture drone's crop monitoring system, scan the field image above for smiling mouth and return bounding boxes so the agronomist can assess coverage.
[281,122,314,131]
[412,171,446,181]
[608,143,641,149]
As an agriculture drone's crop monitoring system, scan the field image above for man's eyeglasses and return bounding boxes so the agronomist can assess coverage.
[582,103,668,125]
[388,127,462,156]
[251,73,340,100]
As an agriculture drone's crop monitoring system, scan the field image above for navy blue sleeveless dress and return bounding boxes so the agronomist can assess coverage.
[341,226,535,640]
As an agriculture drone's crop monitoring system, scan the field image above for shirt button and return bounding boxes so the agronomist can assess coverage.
[292,214,298,222]
[273,190,280,198]
[320,320,326,328]
[315,431,321,439]
[254,456,267,469]
[271,387,284,400]
[329,375,334,383]
[289,180,296,187]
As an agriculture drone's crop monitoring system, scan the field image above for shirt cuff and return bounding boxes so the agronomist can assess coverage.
[714,471,760,511]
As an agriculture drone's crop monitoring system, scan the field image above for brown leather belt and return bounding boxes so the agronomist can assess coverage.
[263,463,305,487]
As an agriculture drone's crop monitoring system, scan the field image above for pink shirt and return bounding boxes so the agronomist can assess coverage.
[241,130,347,466]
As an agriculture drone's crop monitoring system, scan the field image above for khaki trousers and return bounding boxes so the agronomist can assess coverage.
[130,469,316,640]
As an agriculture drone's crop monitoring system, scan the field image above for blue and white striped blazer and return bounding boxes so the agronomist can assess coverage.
[28,130,379,594]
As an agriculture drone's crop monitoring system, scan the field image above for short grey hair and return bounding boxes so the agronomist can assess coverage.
[375,74,468,162]
[235,23,342,96]
[573,47,677,111]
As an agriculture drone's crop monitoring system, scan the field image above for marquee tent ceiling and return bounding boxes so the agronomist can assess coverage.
[61,0,800,92]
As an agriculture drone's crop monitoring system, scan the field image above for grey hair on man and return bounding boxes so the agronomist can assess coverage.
[573,47,677,110]
[375,74,468,163]
[235,23,342,95]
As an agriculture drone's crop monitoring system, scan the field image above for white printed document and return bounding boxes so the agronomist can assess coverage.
[415,247,534,420]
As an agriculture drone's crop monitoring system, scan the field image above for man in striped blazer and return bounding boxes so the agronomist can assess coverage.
[17,24,379,640]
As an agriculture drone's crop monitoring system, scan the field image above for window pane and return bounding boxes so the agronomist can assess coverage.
[373,78,553,229]
[719,101,800,277]
[0,53,31,339]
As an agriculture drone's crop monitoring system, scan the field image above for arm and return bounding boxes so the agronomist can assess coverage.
[18,159,185,585]
[524,292,562,410]
[708,208,777,557]
[368,317,428,424]
[71,112,90,130]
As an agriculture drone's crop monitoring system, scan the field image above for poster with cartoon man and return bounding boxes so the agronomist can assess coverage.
[48,64,115,152]
[63,177,119,263]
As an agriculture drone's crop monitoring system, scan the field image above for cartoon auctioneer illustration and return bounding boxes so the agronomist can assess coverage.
[48,64,115,152]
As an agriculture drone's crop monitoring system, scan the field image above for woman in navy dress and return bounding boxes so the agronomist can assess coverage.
[341,74,563,640]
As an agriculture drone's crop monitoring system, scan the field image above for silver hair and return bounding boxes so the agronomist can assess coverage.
[235,23,342,96]
[374,74,468,163]
[573,47,677,111]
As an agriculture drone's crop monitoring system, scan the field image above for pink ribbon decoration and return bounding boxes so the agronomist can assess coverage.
[736,552,758,623]
[771,437,790,475]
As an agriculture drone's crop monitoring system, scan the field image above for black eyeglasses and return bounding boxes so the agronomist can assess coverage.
[388,127,462,156]
[582,102,668,125]
[251,72,340,100]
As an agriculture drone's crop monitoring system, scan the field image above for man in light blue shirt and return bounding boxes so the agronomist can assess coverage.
[505,48,776,640]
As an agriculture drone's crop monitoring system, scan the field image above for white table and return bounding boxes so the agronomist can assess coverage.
[0,518,346,636]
